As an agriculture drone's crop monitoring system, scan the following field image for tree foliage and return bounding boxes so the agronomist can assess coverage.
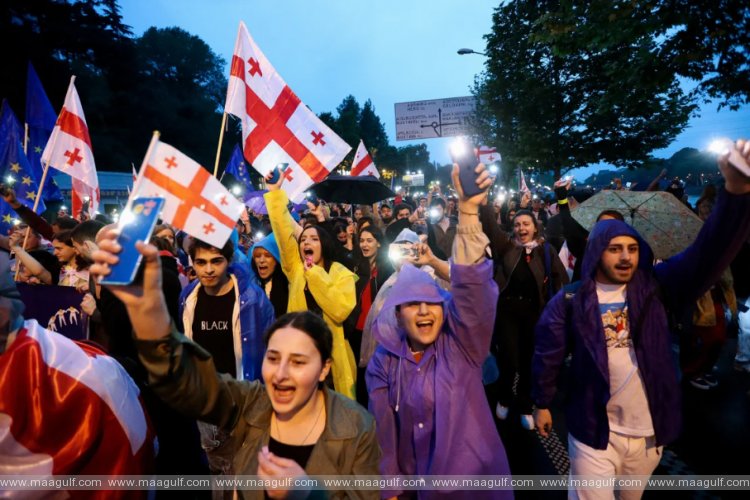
[2,0,230,170]
[472,0,721,177]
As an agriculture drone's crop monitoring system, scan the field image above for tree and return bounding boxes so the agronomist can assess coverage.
[359,99,389,152]
[473,0,695,178]
[537,0,750,111]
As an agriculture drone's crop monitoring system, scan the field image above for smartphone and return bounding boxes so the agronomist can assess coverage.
[268,163,289,184]
[100,197,165,286]
[450,139,483,197]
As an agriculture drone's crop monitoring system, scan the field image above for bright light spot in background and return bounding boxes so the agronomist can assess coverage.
[12,219,20,225]
[5,176,15,184]
[707,138,733,155]
[489,165,499,174]
[395,186,402,192]
[118,209,136,226]
[255,232,264,240]
[231,185,242,196]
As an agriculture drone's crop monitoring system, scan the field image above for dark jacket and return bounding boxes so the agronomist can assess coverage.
[532,188,750,449]
[479,205,568,309]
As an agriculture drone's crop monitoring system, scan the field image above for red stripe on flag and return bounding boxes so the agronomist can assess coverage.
[351,154,373,176]
[56,107,92,149]
[142,165,236,229]
[230,55,330,183]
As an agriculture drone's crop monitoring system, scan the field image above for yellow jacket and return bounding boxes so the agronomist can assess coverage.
[265,189,357,399]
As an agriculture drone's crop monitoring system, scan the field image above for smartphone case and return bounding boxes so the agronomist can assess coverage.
[100,197,165,286]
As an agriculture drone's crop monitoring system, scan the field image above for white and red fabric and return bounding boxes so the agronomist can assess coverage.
[351,140,380,178]
[0,319,155,494]
[519,167,530,194]
[558,241,576,281]
[478,145,500,165]
[41,78,100,218]
[133,139,245,248]
[224,21,351,201]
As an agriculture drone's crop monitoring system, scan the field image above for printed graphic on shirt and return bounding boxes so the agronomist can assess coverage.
[600,302,631,349]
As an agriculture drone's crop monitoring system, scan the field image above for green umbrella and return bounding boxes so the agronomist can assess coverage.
[571,190,703,260]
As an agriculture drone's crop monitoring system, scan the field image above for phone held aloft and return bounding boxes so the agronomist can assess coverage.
[450,138,484,197]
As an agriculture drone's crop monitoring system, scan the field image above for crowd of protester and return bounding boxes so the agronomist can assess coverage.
[1,141,750,499]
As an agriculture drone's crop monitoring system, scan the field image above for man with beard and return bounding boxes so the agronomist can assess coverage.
[533,139,750,500]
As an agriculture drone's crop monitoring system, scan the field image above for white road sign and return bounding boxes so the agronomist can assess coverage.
[394,96,477,141]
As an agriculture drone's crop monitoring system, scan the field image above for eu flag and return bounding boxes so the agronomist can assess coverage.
[26,62,63,203]
[0,100,46,235]
[222,144,255,192]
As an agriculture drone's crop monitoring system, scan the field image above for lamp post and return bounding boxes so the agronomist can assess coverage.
[457,48,487,56]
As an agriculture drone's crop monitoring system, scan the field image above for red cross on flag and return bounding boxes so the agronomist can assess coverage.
[478,145,501,165]
[40,77,100,218]
[224,21,351,201]
[351,140,380,178]
[132,136,245,248]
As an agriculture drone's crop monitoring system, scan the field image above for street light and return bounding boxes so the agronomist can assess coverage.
[457,48,487,56]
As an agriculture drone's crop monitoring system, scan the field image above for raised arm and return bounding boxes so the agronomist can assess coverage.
[90,231,253,429]
[264,185,304,280]
[444,163,498,365]
[655,140,750,311]
[1,187,56,241]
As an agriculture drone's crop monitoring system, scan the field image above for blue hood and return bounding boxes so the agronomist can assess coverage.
[250,233,281,263]
[373,263,451,355]
[581,219,655,282]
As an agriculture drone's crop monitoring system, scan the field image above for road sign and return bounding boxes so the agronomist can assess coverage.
[394,96,477,141]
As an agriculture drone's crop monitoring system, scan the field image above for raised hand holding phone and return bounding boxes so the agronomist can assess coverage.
[99,197,165,285]
[450,138,483,198]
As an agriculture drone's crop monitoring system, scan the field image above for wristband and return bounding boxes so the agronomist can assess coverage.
[557,198,568,205]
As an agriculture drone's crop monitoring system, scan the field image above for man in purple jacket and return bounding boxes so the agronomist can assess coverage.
[532,140,750,500]
[366,163,512,499]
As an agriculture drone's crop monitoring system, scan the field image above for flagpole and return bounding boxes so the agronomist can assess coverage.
[122,130,160,221]
[15,77,74,279]
[23,124,29,154]
[213,112,228,178]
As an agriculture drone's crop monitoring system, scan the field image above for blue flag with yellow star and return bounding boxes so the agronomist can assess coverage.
[222,144,255,192]
[0,100,46,235]
[26,62,64,203]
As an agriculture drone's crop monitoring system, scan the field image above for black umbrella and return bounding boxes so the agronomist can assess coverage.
[309,175,395,205]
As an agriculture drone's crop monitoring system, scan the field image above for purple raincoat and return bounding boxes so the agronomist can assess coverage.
[366,261,512,499]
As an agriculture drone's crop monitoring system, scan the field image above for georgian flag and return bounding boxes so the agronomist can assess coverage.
[133,137,245,248]
[351,140,380,178]
[224,21,351,201]
[519,167,530,194]
[478,145,500,165]
[0,320,155,486]
[40,77,100,217]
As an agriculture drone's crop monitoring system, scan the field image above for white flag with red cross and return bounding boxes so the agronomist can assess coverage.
[351,140,380,178]
[224,21,351,201]
[519,167,530,194]
[41,77,100,217]
[132,138,245,248]
[478,145,501,165]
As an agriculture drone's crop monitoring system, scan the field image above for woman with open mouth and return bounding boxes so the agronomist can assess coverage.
[250,233,289,319]
[90,230,381,498]
[347,226,394,406]
[480,207,568,430]
[264,173,359,400]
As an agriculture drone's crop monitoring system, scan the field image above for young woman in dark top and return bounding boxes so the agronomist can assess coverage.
[347,226,394,406]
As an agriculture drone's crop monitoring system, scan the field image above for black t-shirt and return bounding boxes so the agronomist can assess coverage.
[192,285,237,378]
[268,436,316,469]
